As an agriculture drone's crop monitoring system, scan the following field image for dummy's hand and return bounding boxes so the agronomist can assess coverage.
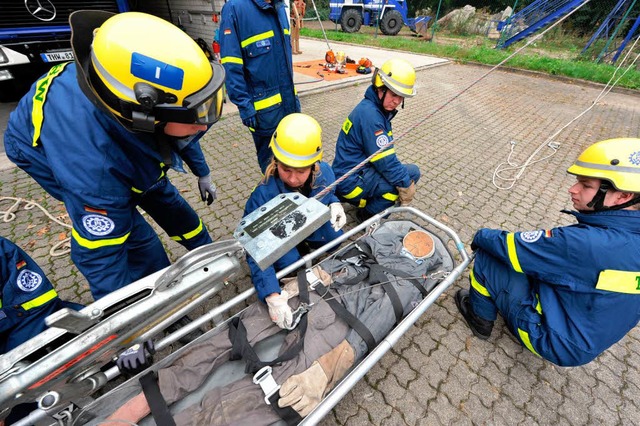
[198,174,217,205]
[329,203,346,231]
[396,181,416,206]
[266,291,293,329]
[242,114,257,130]
[116,341,155,375]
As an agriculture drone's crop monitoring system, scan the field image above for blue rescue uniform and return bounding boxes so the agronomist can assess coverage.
[243,162,342,301]
[0,237,82,353]
[470,209,640,366]
[220,0,301,172]
[332,86,420,215]
[4,63,213,300]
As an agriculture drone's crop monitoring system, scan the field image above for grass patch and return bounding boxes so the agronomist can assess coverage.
[300,27,640,90]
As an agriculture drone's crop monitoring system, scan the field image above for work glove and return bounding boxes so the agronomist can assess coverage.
[396,181,416,206]
[242,114,257,130]
[116,340,155,376]
[266,291,293,329]
[198,174,217,206]
[329,202,346,232]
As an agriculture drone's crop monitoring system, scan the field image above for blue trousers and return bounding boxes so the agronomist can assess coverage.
[251,131,275,174]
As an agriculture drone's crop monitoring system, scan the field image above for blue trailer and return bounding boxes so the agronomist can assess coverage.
[0,0,130,102]
[329,0,430,36]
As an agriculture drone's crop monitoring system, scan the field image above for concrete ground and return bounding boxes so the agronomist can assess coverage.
[1,37,640,424]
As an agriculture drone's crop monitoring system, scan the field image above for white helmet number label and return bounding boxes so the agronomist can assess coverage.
[17,269,43,292]
[82,214,115,236]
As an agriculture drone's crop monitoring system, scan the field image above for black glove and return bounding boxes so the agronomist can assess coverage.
[116,340,155,375]
[242,114,257,130]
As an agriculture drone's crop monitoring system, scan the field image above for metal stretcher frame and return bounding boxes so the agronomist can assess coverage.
[9,206,471,425]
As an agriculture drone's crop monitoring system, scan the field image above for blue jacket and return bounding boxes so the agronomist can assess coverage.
[4,63,211,299]
[244,162,340,301]
[473,209,640,365]
[332,86,412,196]
[220,0,300,135]
[0,237,82,353]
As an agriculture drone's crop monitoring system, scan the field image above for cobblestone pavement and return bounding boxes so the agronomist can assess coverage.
[1,62,640,425]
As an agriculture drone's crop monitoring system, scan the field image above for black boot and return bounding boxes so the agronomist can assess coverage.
[165,315,205,345]
[455,289,494,340]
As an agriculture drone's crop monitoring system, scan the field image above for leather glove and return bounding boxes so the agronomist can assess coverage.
[265,291,293,329]
[116,340,155,376]
[396,181,416,206]
[278,361,328,416]
[242,114,257,130]
[198,174,217,205]
[329,203,346,232]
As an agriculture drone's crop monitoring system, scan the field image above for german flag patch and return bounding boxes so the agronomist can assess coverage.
[544,229,553,238]
[16,260,27,270]
[224,28,232,35]
[84,205,107,216]
[374,129,384,136]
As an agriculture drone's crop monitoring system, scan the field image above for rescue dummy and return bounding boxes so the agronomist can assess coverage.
[3,12,225,301]
[332,58,421,222]
[243,113,346,329]
[103,220,453,425]
[219,0,301,173]
[457,137,640,367]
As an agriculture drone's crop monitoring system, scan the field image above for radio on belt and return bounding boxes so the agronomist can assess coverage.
[234,193,330,270]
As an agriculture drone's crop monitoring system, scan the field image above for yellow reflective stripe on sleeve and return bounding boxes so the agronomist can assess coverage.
[254,93,282,111]
[72,228,130,249]
[241,30,275,48]
[506,233,523,273]
[21,289,58,310]
[221,56,243,65]
[518,328,541,357]
[371,148,395,163]
[358,199,367,208]
[171,219,204,242]
[534,294,542,314]
[470,269,491,297]
[343,186,363,199]
[596,270,640,294]
[31,62,70,147]
[284,28,290,35]
[131,187,143,194]
[382,192,398,202]
[342,118,353,135]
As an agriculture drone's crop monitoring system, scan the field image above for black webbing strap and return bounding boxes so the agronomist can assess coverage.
[267,390,303,425]
[314,283,377,353]
[139,371,176,426]
[229,269,310,375]
[369,264,403,325]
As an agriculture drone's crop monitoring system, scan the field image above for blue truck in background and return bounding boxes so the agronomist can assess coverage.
[329,0,430,36]
[0,0,131,102]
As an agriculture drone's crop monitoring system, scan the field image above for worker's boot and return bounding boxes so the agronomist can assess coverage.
[278,340,355,416]
[455,289,493,340]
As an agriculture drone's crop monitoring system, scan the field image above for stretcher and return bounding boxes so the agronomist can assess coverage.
[0,206,472,426]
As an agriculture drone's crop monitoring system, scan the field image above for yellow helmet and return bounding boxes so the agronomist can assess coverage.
[372,58,416,98]
[70,11,225,132]
[270,114,323,168]
[567,138,640,192]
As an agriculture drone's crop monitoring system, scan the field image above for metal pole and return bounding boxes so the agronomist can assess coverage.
[430,0,444,42]
[309,0,332,51]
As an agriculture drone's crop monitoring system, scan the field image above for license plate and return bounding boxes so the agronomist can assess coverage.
[41,50,74,63]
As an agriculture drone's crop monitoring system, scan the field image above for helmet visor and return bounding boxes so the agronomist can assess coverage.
[181,61,226,124]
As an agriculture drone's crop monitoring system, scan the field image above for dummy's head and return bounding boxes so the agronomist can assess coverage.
[372,58,416,111]
[70,11,225,134]
[266,113,323,188]
[567,138,640,212]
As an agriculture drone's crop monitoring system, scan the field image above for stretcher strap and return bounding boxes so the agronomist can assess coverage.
[369,264,404,325]
[268,390,303,425]
[139,372,176,426]
[315,283,377,353]
[229,269,310,375]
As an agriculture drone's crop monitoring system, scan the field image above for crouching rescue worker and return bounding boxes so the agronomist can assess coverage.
[219,0,301,173]
[457,137,640,367]
[244,113,346,329]
[3,12,225,302]
[332,58,421,223]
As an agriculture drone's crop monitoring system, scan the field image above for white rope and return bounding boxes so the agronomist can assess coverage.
[0,196,71,256]
[492,33,640,190]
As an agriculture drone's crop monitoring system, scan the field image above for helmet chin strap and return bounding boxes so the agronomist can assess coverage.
[585,181,640,212]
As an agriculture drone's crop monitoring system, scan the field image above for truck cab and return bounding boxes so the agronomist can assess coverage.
[0,0,130,102]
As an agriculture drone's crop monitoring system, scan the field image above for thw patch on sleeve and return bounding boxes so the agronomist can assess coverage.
[82,214,115,237]
[17,269,43,292]
[520,230,543,243]
[342,118,352,135]
[375,133,390,148]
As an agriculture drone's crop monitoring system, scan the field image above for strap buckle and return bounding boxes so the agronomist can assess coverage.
[253,366,281,405]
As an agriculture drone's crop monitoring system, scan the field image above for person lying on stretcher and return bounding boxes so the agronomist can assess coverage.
[105,222,452,426]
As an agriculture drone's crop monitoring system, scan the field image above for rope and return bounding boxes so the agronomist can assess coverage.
[314,0,594,201]
[492,33,640,190]
[0,196,71,257]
